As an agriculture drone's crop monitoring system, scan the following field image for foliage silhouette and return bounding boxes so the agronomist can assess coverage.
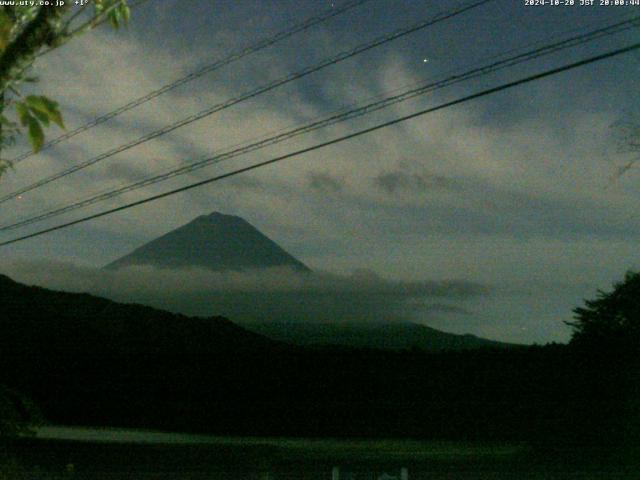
[557,271,640,452]
[568,270,640,352]
[0,1,131,169]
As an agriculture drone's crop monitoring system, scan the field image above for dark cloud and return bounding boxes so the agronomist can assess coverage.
[226,176,265,191]
[2,260,488,326]
[308,172,343,194]
[374,171,459,195]
[103,162,148,183]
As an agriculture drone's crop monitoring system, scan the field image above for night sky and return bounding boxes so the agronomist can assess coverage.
[1,0,639,343]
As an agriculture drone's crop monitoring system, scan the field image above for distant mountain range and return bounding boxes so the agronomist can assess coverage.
[244,321,514,351]
[105,212,310,272]
[101,211,510,351]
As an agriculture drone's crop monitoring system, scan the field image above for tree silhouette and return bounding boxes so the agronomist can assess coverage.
[563,270,640,450]
[568,270,640,352]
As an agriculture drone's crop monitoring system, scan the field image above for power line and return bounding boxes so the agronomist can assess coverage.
[2,15,637,234]
[0,0,494,206]
[1,41,637,247]
[11,0,374,164]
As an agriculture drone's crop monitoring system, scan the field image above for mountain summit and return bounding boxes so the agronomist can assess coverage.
[105,212,310,272]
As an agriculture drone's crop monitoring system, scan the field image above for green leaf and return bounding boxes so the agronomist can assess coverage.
[109,7,123,29]
[30,108,50,127]
[41,97,64,129]
[29,96,65,129]
[0,10,13,51]
[94,0,107,14]
[121,5,131,23]
[16,102,31,127]
[48,108,64,129]
[25,95,48,111]
[26,116,44,152]
[24,96,61,129]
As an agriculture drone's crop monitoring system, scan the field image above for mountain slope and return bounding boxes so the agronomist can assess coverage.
[105,212,309,272]
[0,273,569,441]
[243,320,515,351]
[0,273,278,358]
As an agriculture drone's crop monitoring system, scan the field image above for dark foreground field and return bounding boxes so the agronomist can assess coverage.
[2,275,638,479]
[3,435,639,480]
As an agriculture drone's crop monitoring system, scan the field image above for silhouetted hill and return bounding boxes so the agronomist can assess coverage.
[105,212,310,272]
[0,273,279,359]
[1,273,629,448]
[243,321,515,351]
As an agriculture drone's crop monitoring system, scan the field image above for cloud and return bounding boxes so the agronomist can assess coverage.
[225,175,266,191]
[308,172,344,194]
[1,260,489,326]
[374,170,459,195]
[102,161,150,184]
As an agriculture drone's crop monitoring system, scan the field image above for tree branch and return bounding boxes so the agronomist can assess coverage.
[0,5,69,93]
